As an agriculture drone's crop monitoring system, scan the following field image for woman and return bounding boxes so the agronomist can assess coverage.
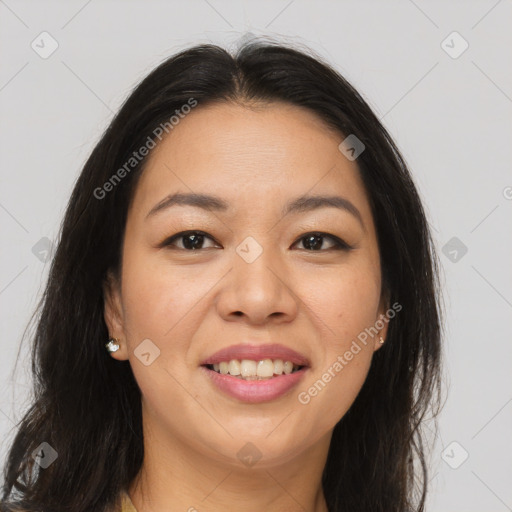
[1,38,442,512]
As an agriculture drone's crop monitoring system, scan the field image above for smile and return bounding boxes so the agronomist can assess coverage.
[205,358,304,380]
[200,343,310,402]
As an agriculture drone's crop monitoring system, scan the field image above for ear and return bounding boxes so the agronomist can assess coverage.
[373,288,391,352]
[103,269,129,360]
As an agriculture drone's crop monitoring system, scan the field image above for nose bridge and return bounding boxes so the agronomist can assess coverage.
[217,234,297,323]
[236,235,280,294]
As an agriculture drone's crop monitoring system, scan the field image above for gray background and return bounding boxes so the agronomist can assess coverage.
[1,1,511,510]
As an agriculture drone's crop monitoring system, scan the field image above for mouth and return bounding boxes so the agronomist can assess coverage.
[200,344,310,403]
[203,359,305,381]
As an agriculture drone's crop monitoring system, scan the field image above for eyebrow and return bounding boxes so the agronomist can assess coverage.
[146,192,364,228]
[146,193,229,219]
[282,194,364,228]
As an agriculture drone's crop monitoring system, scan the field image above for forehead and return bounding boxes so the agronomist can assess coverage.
[130,101,372,223]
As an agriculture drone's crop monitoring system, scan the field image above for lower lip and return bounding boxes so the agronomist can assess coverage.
[201,366,308,403]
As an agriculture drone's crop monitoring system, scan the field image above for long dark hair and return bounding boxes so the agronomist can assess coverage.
[1,38,442,512]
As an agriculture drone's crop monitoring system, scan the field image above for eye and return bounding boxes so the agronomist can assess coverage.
[160,230,352,252]
[160,230,220,251]
[292,232,352,251]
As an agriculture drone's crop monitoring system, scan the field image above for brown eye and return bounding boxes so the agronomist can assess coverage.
[161,231,219,250]
[293,232,352,251]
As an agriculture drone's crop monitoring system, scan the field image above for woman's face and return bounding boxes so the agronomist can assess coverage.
[105,101,389,468]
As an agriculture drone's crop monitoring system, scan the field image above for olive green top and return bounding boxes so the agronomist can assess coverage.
[119,489,138,512]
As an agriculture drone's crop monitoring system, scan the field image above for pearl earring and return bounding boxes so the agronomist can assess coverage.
[105,338,120,353]
[379,336,385,344]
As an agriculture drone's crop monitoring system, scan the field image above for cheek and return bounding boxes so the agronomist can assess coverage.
[298,258,381,343]
[298,352,373,436]
[119,245,223,364]
[293,261,381,427]
[118,249,214,415]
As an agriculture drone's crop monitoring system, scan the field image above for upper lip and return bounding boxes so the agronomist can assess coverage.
[201,343,310,367]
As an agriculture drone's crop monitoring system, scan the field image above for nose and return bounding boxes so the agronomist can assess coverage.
[216,244,299,326]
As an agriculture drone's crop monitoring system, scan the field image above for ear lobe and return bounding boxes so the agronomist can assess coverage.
[373,290,391,352]
[102,270,128,359]
[373,326,389,352]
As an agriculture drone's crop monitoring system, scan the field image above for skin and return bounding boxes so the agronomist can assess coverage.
[104,101,389,512]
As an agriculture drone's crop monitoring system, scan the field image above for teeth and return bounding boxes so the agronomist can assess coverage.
[283,361,293,375]
[208,358,302,379]
[257,359,274,377]
[240,359,257,377]
[228,359,241,375]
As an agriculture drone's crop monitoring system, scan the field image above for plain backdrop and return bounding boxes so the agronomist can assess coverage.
[1,1,511,511]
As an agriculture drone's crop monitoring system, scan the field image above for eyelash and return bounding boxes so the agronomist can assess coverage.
[160,230,352,252]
